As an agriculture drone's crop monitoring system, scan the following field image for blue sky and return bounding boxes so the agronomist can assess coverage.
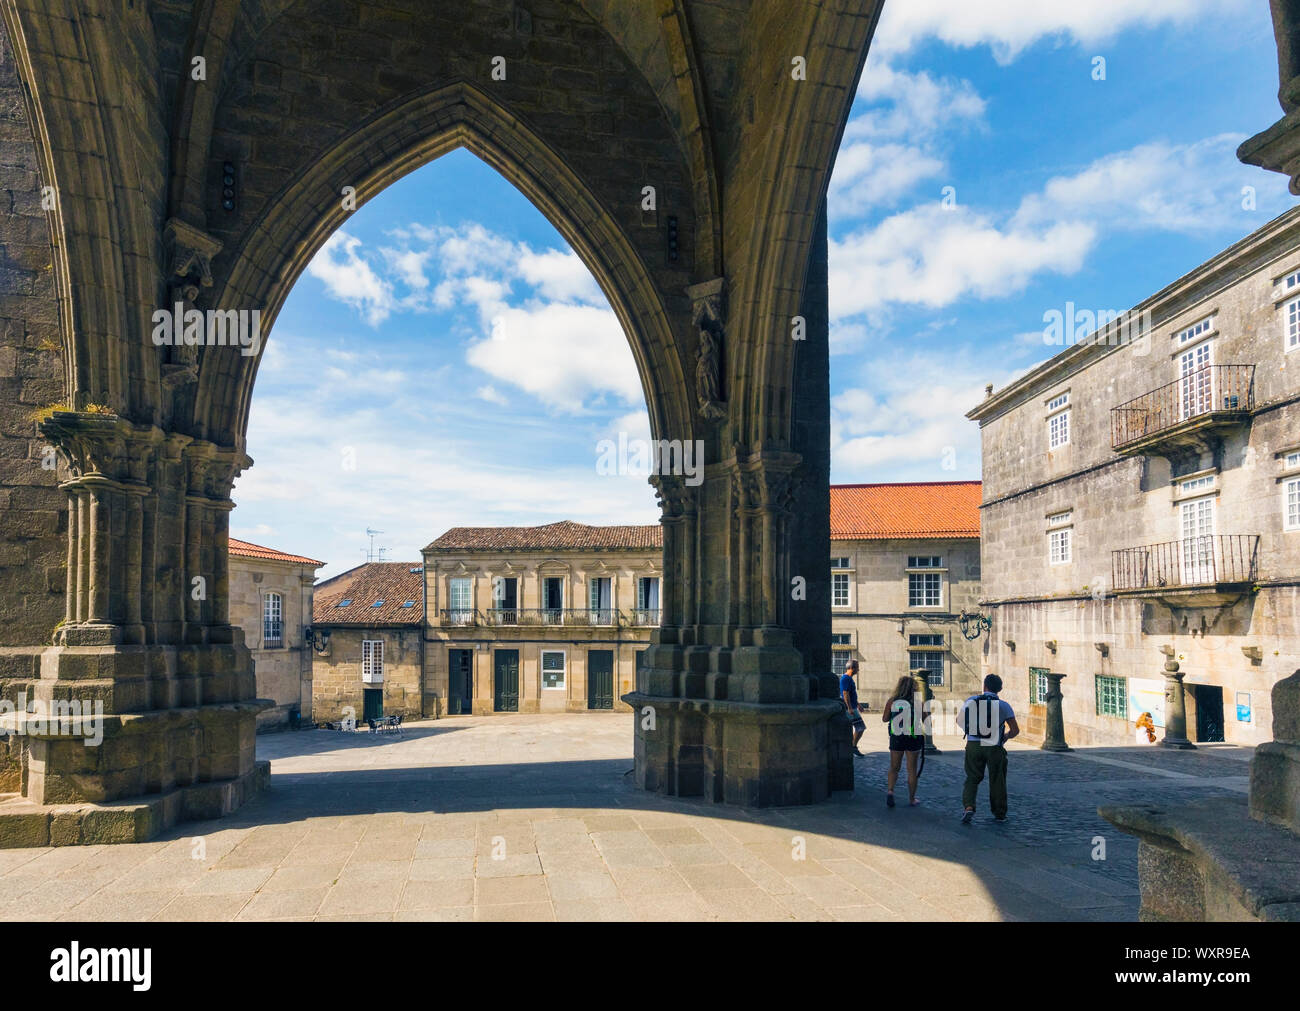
[232,0,1296,578]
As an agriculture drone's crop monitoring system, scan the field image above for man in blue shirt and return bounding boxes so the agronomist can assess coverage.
[840,659,866,757]
[957,674,1019,824]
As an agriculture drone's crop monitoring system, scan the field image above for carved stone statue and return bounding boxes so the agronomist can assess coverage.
[688,277,726,422]
[161,218,223,388]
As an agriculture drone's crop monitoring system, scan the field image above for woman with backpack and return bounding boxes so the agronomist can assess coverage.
[881,674,925,807]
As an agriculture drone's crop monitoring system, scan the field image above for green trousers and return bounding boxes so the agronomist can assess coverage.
[962,740,1008,818]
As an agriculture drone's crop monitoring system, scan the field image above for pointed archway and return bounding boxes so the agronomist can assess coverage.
[0,0,879,844]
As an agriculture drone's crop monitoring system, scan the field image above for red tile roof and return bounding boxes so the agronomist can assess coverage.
[313,562,424,626]
[830,482,981,540]
[426,520,662,553]
[228,536,323,566]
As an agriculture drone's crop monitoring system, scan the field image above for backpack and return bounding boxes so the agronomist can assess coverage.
[962,693,1005,745]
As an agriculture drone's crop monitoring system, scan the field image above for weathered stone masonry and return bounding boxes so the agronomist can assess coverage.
[0,0,882,843]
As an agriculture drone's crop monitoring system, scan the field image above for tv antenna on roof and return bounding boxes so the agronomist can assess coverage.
[364,527,387,564]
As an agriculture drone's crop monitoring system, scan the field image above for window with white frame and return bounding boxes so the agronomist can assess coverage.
[1175,315,1215,345]
[907,555,942,568]
[541,650,566,690]
[831,634,852,677]
[1286,451,1300,469]
[1285,476,1300,532]
[1178,474,1215,496]
[636,576,660,625]
[449,577,473,624]
[588,577,613,624]
[361,639,384,684]
[832,571,851,608]
[1029,667,1050,705]
[831,556,850,569]
[263,592,282,647]
[1046,392,1070,450]
[1048,407,1070,449]
[907,572,942,608]
[909,649,944,687]
[1048,510,1073,565]
[1287,294,1300,353]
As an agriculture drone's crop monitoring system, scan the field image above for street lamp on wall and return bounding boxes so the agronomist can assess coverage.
[304,626,331,655]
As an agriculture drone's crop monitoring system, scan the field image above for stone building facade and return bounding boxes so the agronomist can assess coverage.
[310,563,425,724]
[829,483,984,712]
[227,537,321,731]
[423,522,661,717]
[969,206,1300,749]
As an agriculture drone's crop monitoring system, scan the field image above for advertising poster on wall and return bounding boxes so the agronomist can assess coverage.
[1128,677,1167,728]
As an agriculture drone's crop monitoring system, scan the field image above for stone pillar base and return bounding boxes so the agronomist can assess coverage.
[3,699,270,806]
[0,759,269,848]
[624,692,848,807]
[1100,796,1300,921]
[1249,740,1300,831]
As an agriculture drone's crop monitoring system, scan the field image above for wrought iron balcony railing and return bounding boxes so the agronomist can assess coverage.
[438,608,478,627]
[477,607,660,628]
[1110,365,1254,453]
[1111,534,1259,592]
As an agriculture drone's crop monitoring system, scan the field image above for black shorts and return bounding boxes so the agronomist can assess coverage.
[888,734,923,753]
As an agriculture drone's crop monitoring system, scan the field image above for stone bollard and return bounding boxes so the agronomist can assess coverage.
[912,672,941,754]
[1159,661,1196,750]
[1249,669,1300,831]
[1040,671,1072,752]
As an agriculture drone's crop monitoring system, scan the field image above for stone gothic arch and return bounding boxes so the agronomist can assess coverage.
[0,0,881,845]
[201,80,694,452]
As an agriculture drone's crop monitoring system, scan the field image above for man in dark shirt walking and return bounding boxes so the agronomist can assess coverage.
[840,659,866,757]
[958,673,1019,824]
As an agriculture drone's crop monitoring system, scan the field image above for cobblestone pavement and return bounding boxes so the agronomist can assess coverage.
[0,715,1251,921]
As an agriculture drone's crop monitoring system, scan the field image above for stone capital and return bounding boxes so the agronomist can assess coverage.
[163,217,223,298]
[650,473,696,521]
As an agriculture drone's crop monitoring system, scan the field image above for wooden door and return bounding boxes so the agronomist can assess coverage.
[587,650,614,710]
[449,649,474,715]
[494,649,519,712]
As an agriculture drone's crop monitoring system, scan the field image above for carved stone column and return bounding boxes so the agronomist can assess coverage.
[627,444,842,807]
[1160,660,1196,750]
[1041,672,1072,752]
[0,411,270,843]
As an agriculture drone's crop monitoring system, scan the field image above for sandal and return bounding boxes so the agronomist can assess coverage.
[885,792,895,808]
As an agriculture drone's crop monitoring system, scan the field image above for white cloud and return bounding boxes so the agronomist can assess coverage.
[871,0,1248,63]
[382,248,431,290]
[517,248,606,304]
[829,142,946,217]
[305,231,394,326]
[301,221,642,414]
[830,349,1027,481]
[465,302,641,413]
[829,203,1097,318]
[1012,134,1271,234]
[850,64,987,139]
[476,384,509,406]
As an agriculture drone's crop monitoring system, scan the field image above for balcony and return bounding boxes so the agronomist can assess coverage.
[475,607,660,628]
[438,608,478,627]
[1110,365,1254,456]
[1111,535,1259,606]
